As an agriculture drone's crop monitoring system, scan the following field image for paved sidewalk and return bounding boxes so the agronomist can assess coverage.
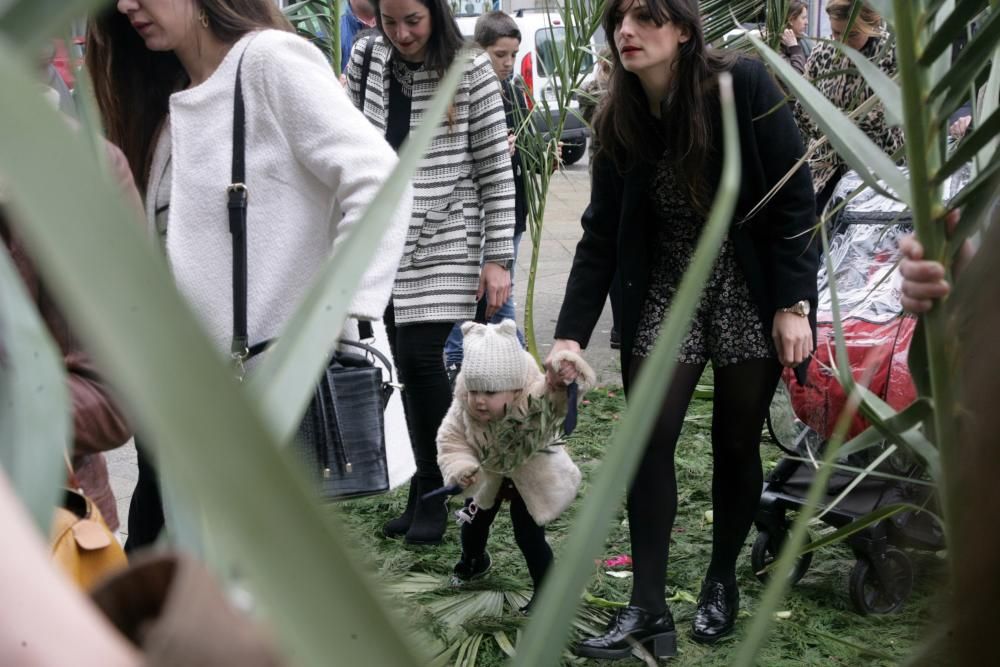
[513,156,620,385]
[107,153,617,541]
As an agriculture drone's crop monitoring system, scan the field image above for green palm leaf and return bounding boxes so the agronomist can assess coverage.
[0,0,102,48]
[920,0,989,65]
[0,37,419,667]
[0,245,69,531]
[927,7,1000,118]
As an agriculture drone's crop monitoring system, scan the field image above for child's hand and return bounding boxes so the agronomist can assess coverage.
[458,467,480,489]
[545,340,583,388]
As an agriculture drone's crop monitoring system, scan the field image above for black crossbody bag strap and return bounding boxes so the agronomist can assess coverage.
[230,40,376,376]
[229,50,251,377]
[345,36,375,353]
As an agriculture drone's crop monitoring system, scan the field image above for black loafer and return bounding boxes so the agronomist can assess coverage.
[691,579,739,643]
[573,605,677,660]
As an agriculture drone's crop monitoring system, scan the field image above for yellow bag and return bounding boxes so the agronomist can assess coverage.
[50,487,128,591]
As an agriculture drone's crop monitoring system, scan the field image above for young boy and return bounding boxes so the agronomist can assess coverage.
[437,320,594,611]
[443,11,528,385]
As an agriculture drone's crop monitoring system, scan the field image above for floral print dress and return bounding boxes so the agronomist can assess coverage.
[633,152,774,366]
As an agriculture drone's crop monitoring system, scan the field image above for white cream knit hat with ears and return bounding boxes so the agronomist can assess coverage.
[461,319,529,392]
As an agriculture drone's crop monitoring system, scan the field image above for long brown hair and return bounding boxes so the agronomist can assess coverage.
[594,0,737,213]
[785,0,808,26]
[371,0,465,76]
[86,0,293,194]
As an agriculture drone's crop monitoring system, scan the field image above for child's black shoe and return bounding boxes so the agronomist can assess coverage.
[449,552,492,586]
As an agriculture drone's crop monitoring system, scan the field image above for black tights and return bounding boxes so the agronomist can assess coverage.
[461,483,553,589]
[625,356,781,614]
[383,303,454,482]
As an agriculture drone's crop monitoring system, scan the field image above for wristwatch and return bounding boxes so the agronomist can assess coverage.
[779,300,810,317]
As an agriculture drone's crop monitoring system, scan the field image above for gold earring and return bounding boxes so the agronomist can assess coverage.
[198,9,209,29]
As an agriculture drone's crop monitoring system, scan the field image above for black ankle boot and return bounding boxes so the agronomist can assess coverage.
[404,477,448,545]
[573,605,677,660]
[449,551,492,586]
[382,479,419,538]
[691,579,739,643]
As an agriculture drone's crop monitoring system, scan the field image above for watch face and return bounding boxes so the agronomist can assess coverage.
[799,300,810,316]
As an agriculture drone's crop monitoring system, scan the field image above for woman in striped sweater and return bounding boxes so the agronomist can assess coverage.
[346,0,516,545]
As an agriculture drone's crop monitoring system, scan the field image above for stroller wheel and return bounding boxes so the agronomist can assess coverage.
[849,548,913,615]
[750,530,813,585]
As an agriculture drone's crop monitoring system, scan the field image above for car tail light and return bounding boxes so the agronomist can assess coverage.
[521,52,534,110]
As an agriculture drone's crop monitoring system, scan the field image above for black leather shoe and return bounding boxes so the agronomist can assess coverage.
[691,579,739,643]
[404,484,448,545]
[382,480,419,538]
[449,552,492,586]
[573,605,677,660]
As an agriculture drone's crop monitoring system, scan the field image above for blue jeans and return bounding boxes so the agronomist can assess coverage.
[444,232,525,366]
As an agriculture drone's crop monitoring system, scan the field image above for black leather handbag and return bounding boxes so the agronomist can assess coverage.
[228,48,392,501]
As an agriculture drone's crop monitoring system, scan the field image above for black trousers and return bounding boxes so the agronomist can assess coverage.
[124,440,164,553]
[461,481,553,589]
[625,355,781,614]
[383,303,454,481]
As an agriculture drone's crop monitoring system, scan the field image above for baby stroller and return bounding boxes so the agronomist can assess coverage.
[751,168,966,615]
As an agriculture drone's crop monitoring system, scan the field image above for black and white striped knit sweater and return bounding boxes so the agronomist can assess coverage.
[346,34,516,325]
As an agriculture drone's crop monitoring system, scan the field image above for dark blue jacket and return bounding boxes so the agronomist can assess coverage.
[339,4,368,73]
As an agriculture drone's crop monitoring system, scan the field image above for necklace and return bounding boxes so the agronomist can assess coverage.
[391,58,416,98]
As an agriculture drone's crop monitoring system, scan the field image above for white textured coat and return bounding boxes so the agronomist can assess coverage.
[345,35,515,325]
[437,350,596,525]
[145,30,411,351]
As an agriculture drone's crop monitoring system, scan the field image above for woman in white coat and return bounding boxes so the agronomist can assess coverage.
[87,0,411,547]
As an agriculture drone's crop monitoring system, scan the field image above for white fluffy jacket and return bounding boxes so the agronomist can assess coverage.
[437,350,596,525]
[146,30,410,351]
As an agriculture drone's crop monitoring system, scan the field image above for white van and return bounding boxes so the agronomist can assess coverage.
[456,9,600,165]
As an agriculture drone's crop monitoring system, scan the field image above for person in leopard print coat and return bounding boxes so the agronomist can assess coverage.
[793,0,904,211]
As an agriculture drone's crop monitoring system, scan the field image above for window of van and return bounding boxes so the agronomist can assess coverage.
[534,27,595,77]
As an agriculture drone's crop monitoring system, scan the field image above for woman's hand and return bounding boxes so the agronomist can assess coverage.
[772,312,812,367]
[545,339,583,388]
[899,236,951,313]
[478,262,512,319]
[899,209,974,314]
[781,28,799,48]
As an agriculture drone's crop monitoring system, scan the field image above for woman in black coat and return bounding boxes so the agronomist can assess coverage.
[546,0,818,659]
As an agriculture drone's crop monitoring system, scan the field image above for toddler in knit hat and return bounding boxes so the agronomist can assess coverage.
[436,319,595,611]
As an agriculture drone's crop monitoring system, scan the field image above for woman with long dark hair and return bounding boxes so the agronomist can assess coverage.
[87,0,411,548]
[780,0,811,73]
[546,0,818,658]
[345,0,515,545]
